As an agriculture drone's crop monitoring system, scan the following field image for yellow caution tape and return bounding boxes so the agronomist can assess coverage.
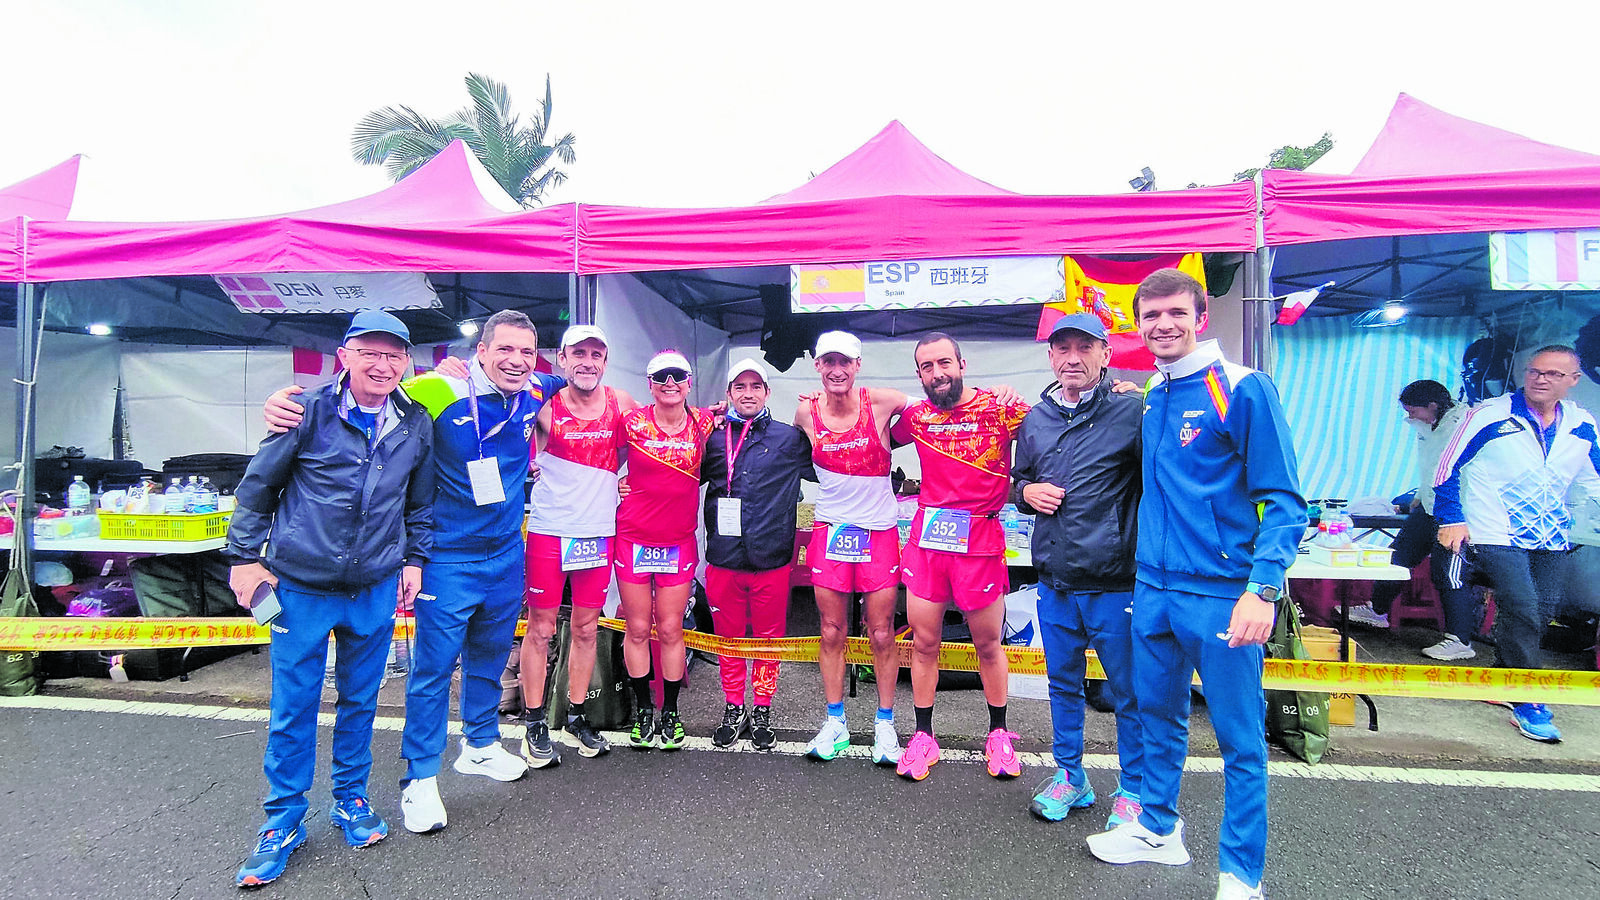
[4,615,1599,707]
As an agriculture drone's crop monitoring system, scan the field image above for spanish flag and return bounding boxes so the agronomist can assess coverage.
[1036,253,1207,371]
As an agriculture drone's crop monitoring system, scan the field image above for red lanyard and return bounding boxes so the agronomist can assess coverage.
[725,417,755,494]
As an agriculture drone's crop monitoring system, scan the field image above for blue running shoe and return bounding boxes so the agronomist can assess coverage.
[1511,703,1561,743]
[330,796,389,848]
[1106,788,1143,829]
[1029,769,1094,822]
[235,824,306,888]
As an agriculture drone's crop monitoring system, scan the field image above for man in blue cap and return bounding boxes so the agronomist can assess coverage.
[1012,313,1146,831]
[228,309,435,887]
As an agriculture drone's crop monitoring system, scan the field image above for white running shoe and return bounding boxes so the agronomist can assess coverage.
[1345,604,1389,629]
[1421,635,1476,661]
[1216,872,1265,900]
[871,719,903,765]
[1085,817,1191,867]
[805,716,850,761]
[452,737,528,782]
[400,776,447,834]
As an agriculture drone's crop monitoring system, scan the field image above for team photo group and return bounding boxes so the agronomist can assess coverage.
[228,268,1305,900]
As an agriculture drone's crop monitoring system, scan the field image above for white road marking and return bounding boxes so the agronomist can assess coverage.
[6,694,1599,792]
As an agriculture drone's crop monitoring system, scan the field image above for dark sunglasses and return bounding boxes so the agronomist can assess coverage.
[649,369,690,385]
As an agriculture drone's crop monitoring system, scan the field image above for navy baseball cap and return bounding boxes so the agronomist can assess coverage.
[343,309,412,346]
[1048,313,1109,342]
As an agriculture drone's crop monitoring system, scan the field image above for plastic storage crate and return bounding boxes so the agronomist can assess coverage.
[96,511,231,541]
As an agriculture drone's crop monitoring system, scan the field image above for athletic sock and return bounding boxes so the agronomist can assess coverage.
[567,702,585,726]
[630,675,653,711]
[988,703,1007,732]
[914,704,933,736]
[826,701,845,720]
[663,677,683,713]
[525,704,546,725]
[876,707,894,723]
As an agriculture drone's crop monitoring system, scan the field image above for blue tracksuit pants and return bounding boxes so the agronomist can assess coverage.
[262,573,397,833]
[401,544,524,781]
[1133,584,1267,886]
[1036,584,1143,797]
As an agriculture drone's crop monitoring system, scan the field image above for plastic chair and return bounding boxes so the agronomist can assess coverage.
[1390,557,1446,630]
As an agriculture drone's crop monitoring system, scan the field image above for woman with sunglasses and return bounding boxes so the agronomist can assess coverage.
[616,350,717,750]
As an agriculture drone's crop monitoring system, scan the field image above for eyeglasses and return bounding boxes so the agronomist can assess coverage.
[649,369,690,385]
[348,348,409,364]
[1525,367,1578,383]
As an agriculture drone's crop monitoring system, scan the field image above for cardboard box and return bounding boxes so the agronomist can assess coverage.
[1307,544,1361,567]
[1302,624,1356,726]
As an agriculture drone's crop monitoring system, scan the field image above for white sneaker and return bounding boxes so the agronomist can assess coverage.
[1421,635,1476,661]
[400,776,447,834]
[1085,817,1191,866]
[452,737,528,782]
[1216,872,1265,900]
[871,719,903,765]
[805,716,851,761]
[1346,604,1389,628]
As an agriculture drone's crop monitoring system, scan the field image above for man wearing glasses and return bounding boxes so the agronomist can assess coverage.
[1434,345,1600,744]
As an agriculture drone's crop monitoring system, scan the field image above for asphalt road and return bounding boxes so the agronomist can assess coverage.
[3,700,1598,900]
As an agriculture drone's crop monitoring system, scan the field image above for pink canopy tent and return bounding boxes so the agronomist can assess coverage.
[0,156,81,282]
[1263,94,1600,246]
[22,141,575,281]
[577,121,1257,274]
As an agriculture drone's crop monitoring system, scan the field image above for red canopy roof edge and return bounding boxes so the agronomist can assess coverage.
[1,156,82,281]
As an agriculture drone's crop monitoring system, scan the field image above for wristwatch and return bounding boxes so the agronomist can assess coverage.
[1245,582,1280,602]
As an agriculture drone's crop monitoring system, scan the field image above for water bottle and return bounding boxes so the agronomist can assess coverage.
[194,477,219,514]
[1000,504,1022,549]
[183,476,200,514]
[165,478,185,516]
[65,476,90,516]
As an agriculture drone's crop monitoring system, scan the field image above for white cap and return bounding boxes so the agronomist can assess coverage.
[560,324,608,349]
[727,357,768,386]
[814,330,862,359]
[646,350,693,377]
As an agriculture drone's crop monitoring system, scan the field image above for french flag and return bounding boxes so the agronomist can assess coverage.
[1275,281,1335,326]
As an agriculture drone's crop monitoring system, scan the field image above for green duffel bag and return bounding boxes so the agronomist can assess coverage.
[1264,595,1331,764]
[0,570,41,697]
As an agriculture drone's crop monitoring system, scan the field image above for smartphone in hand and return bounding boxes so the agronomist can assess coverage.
[251,582,282,626]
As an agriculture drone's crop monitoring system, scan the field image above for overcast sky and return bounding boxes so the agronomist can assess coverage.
[5,1,1597,221]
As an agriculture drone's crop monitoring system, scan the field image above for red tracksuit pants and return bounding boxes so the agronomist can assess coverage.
[705,564,791,705]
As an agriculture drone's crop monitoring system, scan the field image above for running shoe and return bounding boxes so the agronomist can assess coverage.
[1085,817,1191,866]
[656,710,686,750]
[749,705,777,751]
[805,716,850,761]
[896,731,941,781]
[871,719,903,766]
[1421,635,1475,661]
[328,796,387,848]
[1346,604,1389,629]
[563,715,612,758]
[1029,768,1094,822]
[629,708,657,749]
[984,728,1021,779]
[1216,872,1265,900]
[713,703,750,748]
[1511,702,1562,743]
[235,824,306,887]
[1106,788,1143,830]
[519,719,562,769]
[452,737,528,781]
[400,776,447,834]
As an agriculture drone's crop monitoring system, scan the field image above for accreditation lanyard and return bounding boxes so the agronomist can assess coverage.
[724,417,755,495]
[469,387,524,460]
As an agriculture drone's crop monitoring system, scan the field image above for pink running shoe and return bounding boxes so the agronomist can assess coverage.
[984,729,1021,779]
[897,731,941,781]
[1106,788,1143,829]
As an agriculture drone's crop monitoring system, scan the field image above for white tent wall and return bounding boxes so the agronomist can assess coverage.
[595,273,730,406]
[119,345,296,466]
[0,327,121,464]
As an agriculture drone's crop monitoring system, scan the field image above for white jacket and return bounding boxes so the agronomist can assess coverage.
[1433,391,1600,549]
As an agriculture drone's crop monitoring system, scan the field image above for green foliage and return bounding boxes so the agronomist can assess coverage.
[1234,132,1333,182]
[351,73,576,208]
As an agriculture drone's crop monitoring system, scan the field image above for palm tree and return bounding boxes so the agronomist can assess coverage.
[351,73,576,208]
